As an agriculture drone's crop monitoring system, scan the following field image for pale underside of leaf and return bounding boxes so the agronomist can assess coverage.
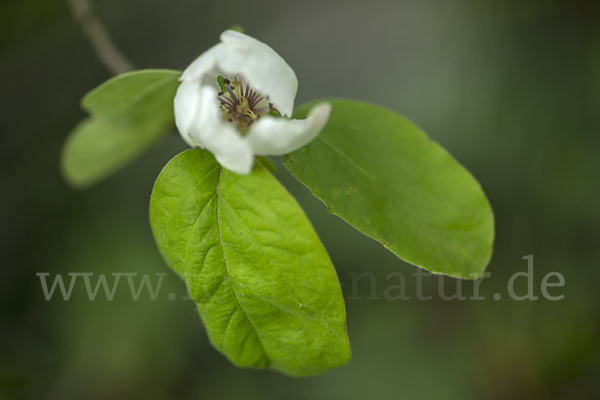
[62,70,181,188]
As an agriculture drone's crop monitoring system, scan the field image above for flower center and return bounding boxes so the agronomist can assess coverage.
[217,76,280,134]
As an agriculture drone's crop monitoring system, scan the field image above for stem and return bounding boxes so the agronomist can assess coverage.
[65,0,135,75]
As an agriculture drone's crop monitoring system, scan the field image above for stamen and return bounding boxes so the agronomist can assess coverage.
[250,96,264,108]
[219,94,235,106]
[226,85,238,103]
[233,81,242,100]
[253,106,269,114]
[215,75,280,134]
[220,99,235,111]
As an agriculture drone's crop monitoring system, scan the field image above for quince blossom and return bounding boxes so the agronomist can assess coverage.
[174,30,331,175]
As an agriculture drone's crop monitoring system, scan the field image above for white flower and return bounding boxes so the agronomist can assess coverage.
[173,30,331,175]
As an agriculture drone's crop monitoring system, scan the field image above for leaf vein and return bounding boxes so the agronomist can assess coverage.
[216,168,271,365]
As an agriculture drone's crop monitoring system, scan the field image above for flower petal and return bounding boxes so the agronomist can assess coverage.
[173,80,202,147]
[246,102,332,156]
[179,45,222,87]
[181,30,298,117]
[175,83,254,175]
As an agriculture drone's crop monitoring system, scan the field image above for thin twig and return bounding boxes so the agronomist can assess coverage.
[65,0,135,75]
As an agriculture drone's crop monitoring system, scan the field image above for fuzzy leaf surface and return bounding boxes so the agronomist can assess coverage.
[62,69,181,188]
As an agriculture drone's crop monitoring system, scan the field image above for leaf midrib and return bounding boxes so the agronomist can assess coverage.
[314,134,476,266]
[85,70,180,120]
[215,166,271,364]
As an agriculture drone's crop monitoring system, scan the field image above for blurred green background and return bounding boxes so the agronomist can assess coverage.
[1,0,599,399]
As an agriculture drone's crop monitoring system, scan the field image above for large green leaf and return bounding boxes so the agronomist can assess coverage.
[286,100,494,279]
[149,149,350,376]
[61,69,181,188]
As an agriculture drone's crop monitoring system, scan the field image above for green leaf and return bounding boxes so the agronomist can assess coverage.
[286,99,494,279]
[255,156,275,174]
[149,149,350,376]
[61,69,181,189]
[228,25,245,33]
